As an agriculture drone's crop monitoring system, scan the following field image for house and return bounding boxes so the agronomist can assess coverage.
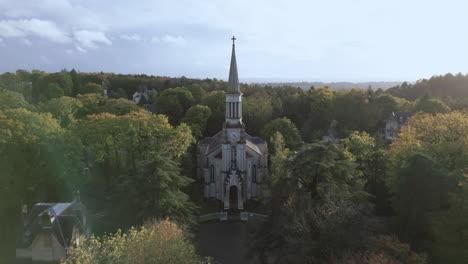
[197,37,268,210]
[102,81,109,96]
[384,112,412,140]
[16,193,89,262]
[132,87,152,104]
[322,120,339,143]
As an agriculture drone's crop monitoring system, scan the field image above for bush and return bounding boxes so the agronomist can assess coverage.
[62,219,211,264]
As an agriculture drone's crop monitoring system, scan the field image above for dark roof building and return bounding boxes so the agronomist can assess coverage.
[16,197,89,262]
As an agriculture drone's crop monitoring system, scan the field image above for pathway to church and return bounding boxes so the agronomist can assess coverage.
[195,217,258,264]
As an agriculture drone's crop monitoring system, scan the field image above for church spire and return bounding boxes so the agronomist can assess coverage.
[225,36,242,127]
[227,36,240,94]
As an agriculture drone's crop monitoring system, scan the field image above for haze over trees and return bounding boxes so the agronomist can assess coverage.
[0,69,467,263]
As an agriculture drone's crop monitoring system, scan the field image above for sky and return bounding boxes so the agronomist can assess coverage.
[1,0,468,82]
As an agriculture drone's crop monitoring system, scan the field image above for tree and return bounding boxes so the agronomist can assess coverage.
[202,91,226,136]
[182,105,212,139]
[155,87,195,125]
[0,108,83,257]
[341,131,390,209]
[387,154,455,249]
[388,111,468,262]
[248,142,374,263]
[76,93,140,118]
[187,83,206,104]
[389,111,467,172]
[62,219,211,264]
[38,96,83,127]
[335,88,373,133]
[71,111,194,225]
[262,117,302,151]
[36,72,73,102]
[303,86,335,141]
[243,95,273,136]
[40,83,64,102]
[0,89,31,111]
[77,82,103,95]
[415,95,450,114]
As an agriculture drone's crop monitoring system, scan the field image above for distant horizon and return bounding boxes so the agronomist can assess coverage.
[6,67,464,84]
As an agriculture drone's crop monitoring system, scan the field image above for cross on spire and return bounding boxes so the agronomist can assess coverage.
[231,36,236,45]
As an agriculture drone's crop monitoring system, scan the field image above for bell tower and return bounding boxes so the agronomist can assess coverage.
[225,36,242,128]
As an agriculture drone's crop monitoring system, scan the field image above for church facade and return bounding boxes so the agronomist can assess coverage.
[197,37,268,210]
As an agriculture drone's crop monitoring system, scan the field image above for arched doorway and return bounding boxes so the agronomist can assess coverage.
[229,186,238,209]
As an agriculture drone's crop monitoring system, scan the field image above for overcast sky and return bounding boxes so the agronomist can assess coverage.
[1,0,468,82]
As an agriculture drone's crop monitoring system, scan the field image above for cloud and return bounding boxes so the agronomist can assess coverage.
[75,45,87,53]
[161,34,187,47]
[40,55,52,64]
[150,36,160,43]
[73,30,112,51]
[21,38,32,46]
[0,19,71,43]
[120,33,141,41]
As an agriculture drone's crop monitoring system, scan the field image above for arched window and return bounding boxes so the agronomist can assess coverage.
[210,165,215,182]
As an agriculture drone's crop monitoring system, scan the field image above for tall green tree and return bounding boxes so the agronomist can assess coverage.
[243,95,273,136]
[155,87,195,125]
[202,91,226,136]
[182,105,212,139]
[249,142,374,263]
[38,96,83,127]
[262,117,302,151]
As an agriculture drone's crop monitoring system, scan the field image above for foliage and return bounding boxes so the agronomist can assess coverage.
[38,96,83,127]
[243,95,273,136]
[76,93,141,118]
[389,111,468,172]
[155,87,195,125]
[201,91,226,136]
[0,108,84,246]
[262,117,302,151]
[388,153,456,250]
[0,89,31,111]
[72,111,195,225]
[415,95,451,114]
[387,73,468,107]
[332,252,403,264]
[303,86,335,141]
[182,105,212,139]
[78,82,103,95]
[342,131,376,162]
[62,219,211,264]
[249,142,374,263]
[36,72,73,102]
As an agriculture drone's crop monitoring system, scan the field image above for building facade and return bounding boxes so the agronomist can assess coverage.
[16,194,88,262]
[384,112,412,140]
[197,37,268,210]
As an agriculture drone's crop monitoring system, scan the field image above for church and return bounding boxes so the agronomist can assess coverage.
[197,37,268,210]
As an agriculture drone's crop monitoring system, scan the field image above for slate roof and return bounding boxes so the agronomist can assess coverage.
[199,130,267,156]
[17,201,86,249]
[390,112,412,124]
[227,38,240,94]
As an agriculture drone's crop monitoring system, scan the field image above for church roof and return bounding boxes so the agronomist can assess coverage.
[227,36,240,94]
[199,130,267,156]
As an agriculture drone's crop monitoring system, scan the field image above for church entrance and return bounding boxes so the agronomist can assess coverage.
[229,186,238,209]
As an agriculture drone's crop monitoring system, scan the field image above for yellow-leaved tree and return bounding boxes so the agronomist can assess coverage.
[62,219,211,264]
